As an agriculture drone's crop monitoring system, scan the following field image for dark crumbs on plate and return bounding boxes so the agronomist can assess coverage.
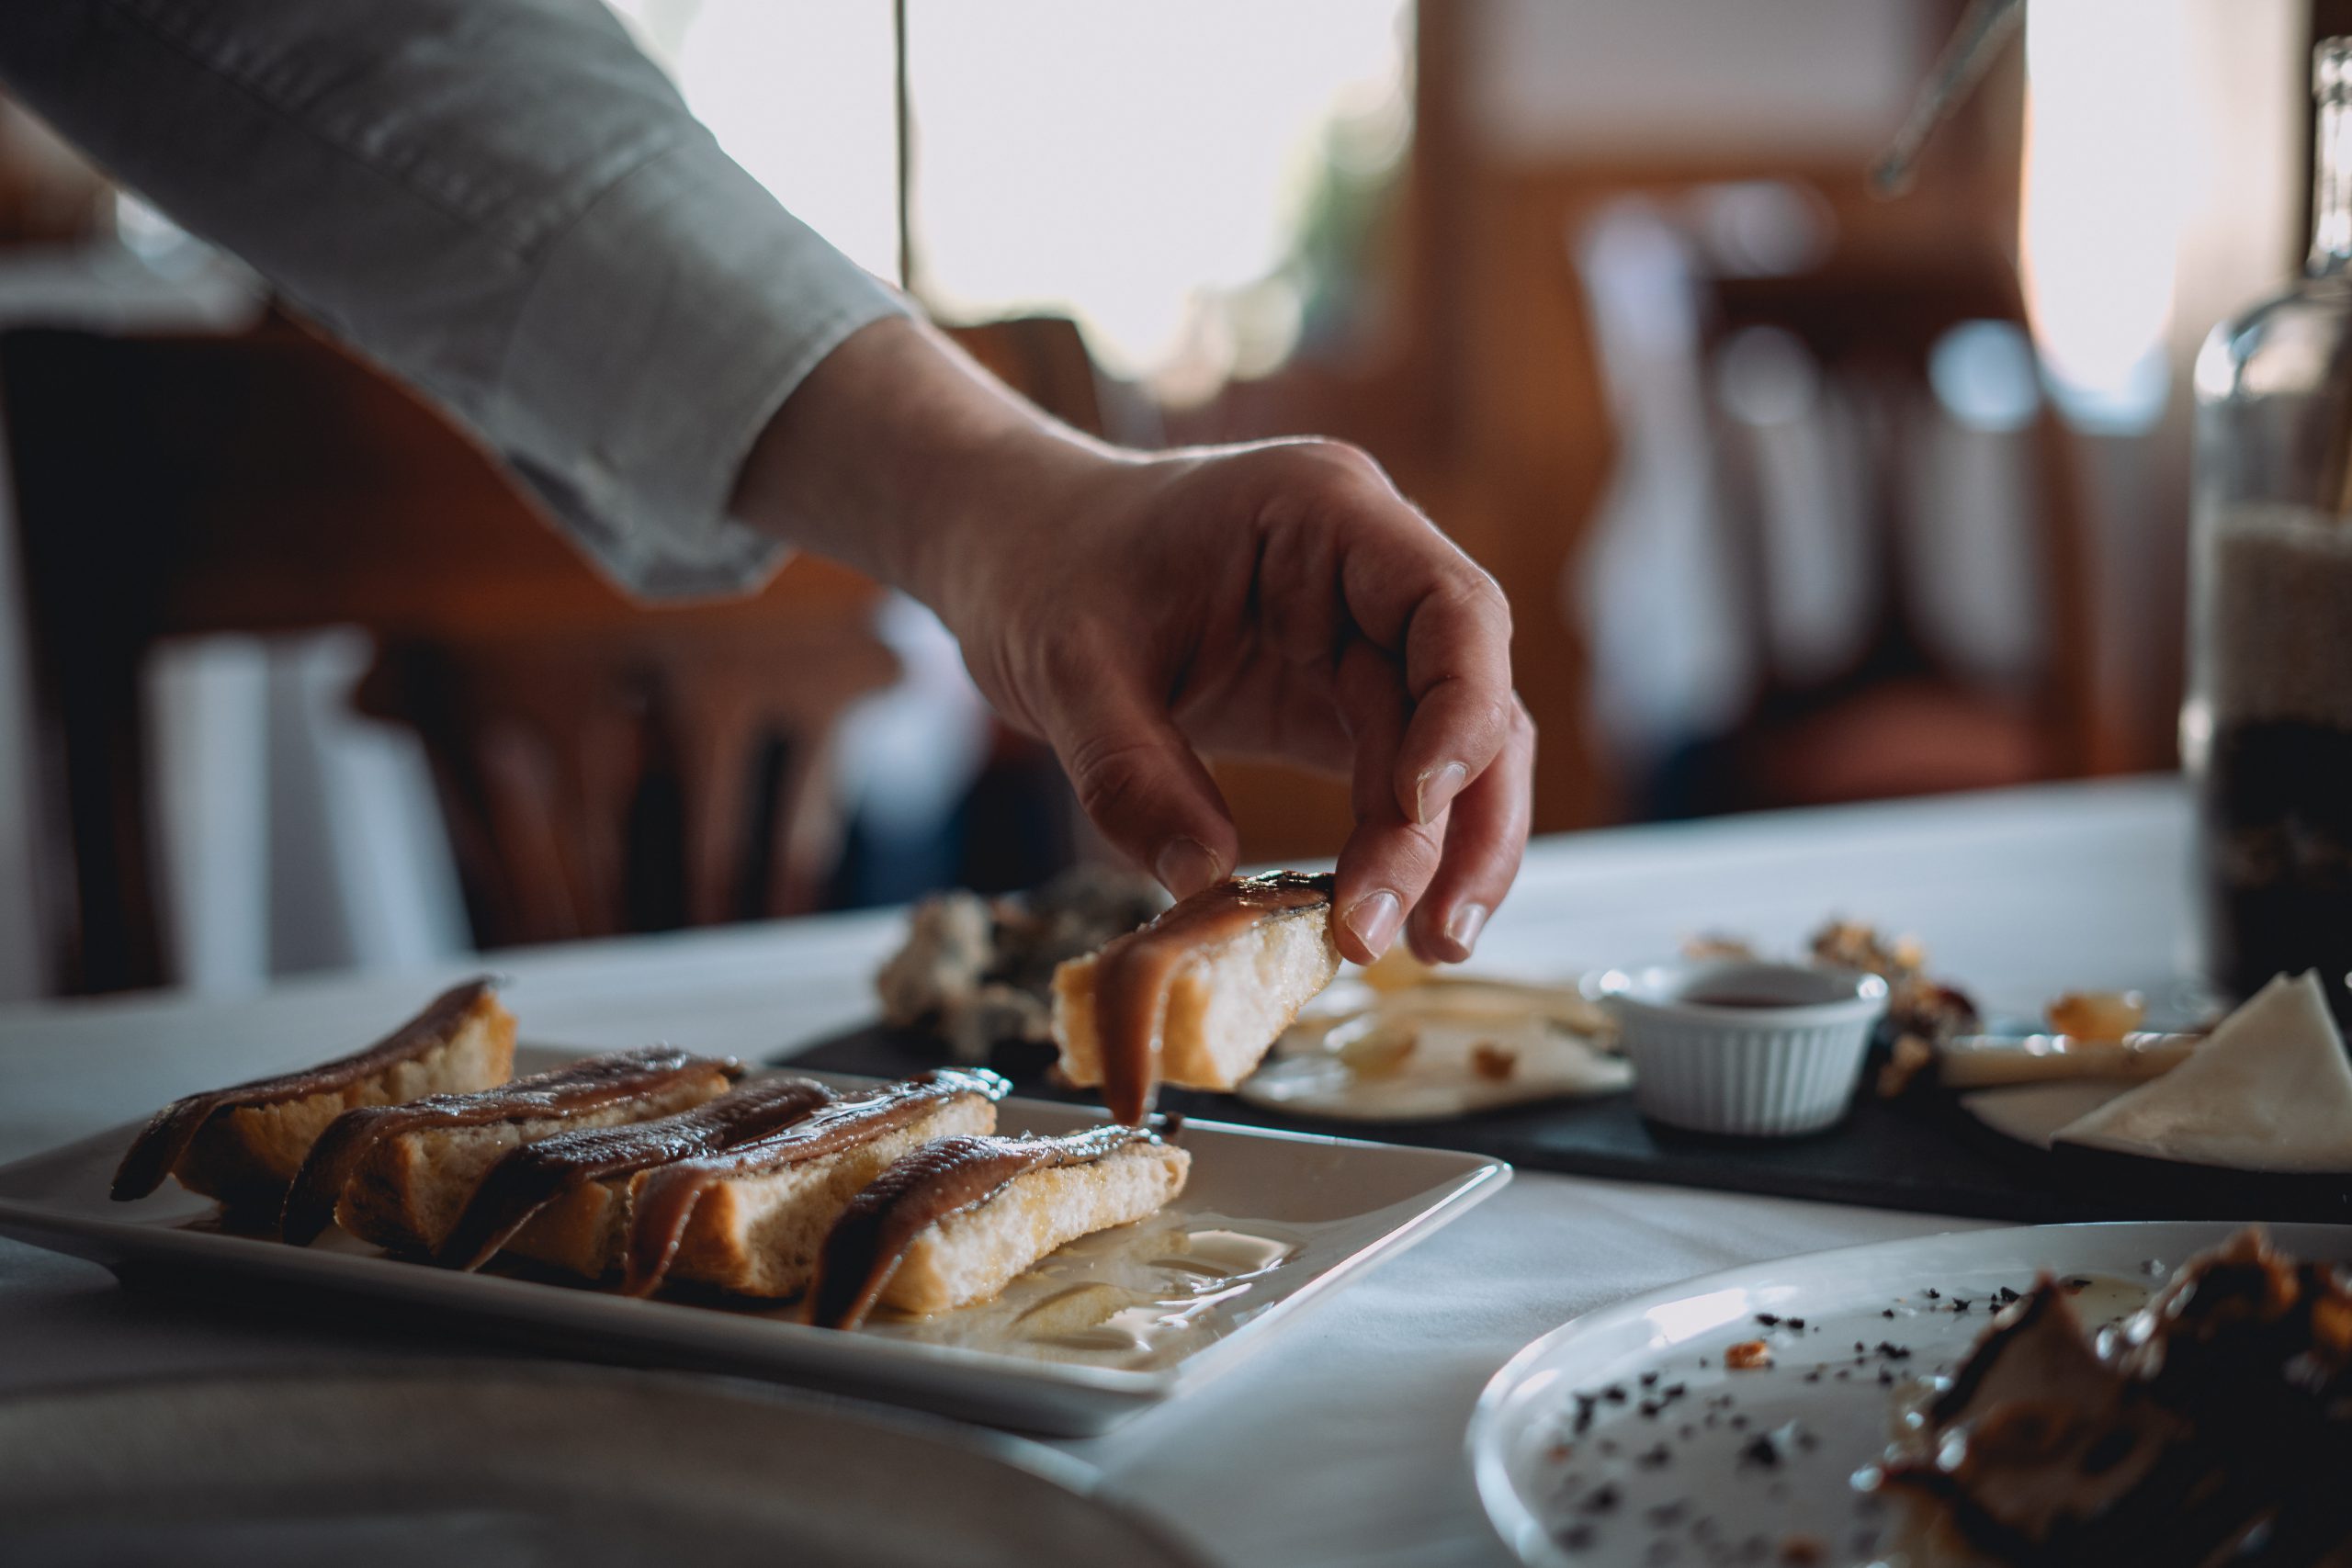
[1546,1313,1956,1562]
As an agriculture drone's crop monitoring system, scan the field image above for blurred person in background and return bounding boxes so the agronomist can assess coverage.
[0,0,1529,967]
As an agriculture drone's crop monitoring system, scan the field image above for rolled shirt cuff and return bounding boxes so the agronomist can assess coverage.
[492,131,910,600]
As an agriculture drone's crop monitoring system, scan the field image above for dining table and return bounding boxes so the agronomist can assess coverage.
[0,775,2190,1567]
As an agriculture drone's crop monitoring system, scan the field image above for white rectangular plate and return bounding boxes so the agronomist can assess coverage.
[0,1050,1507,1436]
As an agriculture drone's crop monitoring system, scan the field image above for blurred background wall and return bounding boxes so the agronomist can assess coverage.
[0,0,2317,1001]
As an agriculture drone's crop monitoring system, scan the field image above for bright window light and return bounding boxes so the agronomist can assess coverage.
[614,0,1413,400]
[906,0,1411,396]
[2019,0,2194,432]
[609,0,903,283]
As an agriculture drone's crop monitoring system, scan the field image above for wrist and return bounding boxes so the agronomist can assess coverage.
[729,315,1124,626]
[906,423,1129,637]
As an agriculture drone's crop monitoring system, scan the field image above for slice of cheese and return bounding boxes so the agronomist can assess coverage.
[2052,972,2352,1172]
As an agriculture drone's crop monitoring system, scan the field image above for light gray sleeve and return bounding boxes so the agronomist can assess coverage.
[0,0,910,598]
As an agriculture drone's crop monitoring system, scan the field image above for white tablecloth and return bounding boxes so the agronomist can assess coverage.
[0,777,2191,1565]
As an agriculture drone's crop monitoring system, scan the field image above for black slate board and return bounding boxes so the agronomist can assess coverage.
[778,1024,2352,1226]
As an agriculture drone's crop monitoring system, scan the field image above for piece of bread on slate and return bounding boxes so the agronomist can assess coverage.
[1053,871,1337,1120]
[287,1045,740,1254]
[111,978,514,1211]
[624,1068,1011,1299]
[439,1073,839,1276]
[809,1125,1189,1327]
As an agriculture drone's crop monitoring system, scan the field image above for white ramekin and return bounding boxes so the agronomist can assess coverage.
[1585,960,1890,1136]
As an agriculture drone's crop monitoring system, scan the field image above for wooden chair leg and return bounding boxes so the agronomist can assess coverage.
[2029,400,2099,778]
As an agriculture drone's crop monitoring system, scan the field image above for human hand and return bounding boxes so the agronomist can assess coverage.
[734,319,1530,964]
[933,439,1531,965]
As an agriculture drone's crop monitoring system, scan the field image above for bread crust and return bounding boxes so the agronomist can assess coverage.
[158,987,516,1212]
[809,1124,1188,1327]
[333,1062,734,1256]
[1053,900,1337,1095]
[650,1095,1001,1298]
[433,1074,842,1275]
[883,1141,1190,1315]
[503,1179,629,1277]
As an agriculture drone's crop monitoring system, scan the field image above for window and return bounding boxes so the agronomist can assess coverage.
[612,0,1412,400]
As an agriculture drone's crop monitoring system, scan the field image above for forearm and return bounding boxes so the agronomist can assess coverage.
[729,316,1126,624]
[0,0,906,599]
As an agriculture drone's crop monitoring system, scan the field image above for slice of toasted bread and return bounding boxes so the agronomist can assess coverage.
[442,1074,839,1276]
[302,1046,740,1256]
[809,1126,1189,1327]
[626,1069,1011,1299]
[1053,872,1337,1119]
[871,1139,1189,1318]
[283,1044,744,1247]
[112,979,515,1211]
[496,1171,632,1279]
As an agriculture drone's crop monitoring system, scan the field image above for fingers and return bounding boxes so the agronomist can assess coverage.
[1041,660,1239,897]
[1329,640,1444,964]
[1303,455,1512,829]
[1392,575,1513,826]
[1406,694,1534,963]
[1263,446,1517,958]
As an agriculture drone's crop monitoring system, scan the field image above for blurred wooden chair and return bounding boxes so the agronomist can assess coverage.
[354,619,896,944]
[1687,233,2099,809]
[2,317,899,992]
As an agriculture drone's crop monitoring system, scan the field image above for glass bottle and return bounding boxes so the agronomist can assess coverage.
[2185,38,2352,1022]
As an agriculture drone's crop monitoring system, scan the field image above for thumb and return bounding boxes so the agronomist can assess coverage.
[1043,671,1238,897]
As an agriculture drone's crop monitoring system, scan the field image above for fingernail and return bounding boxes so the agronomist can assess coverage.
[1414,761,1469,825]
[1343,889,1403,959]
[1155,837,1223,897]
[1444,902,1488,958]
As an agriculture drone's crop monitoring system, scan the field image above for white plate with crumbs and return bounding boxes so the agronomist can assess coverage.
[0,1051,1507,1437]
[1468,1221,2352,1567]
[0,1365,1208,1566]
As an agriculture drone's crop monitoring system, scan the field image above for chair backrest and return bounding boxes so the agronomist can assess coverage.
[1696,234,2097,780]
[2,319,898,991]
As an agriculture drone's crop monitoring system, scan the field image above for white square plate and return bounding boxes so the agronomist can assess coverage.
[0,1050,1508,1436]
